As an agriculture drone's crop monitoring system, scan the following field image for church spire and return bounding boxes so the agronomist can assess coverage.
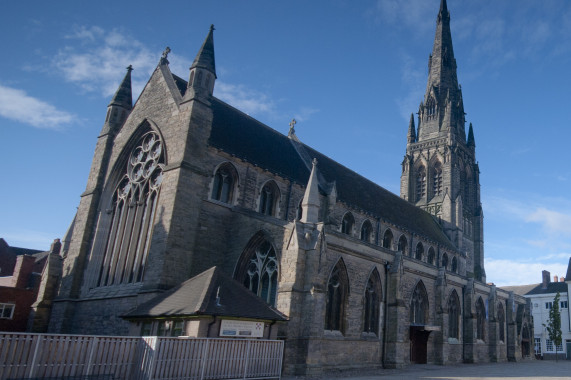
[407,113,416,143]
[184,25,216,101]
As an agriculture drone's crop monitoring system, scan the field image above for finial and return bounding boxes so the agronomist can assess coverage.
[126,65,133,72]
[162,47,171,59]
[312,158,318,167]
[210,24,215,32]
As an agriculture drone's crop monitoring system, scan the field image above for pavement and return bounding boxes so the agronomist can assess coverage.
[281,360,571,379]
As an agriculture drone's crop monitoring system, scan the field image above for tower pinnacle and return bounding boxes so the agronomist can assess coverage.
[184,25,217,101]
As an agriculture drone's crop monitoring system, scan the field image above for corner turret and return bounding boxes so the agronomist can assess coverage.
[101,65,133,136]
[183,25,216,102]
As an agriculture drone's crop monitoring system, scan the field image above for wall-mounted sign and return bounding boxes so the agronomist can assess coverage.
[220,320,264,338]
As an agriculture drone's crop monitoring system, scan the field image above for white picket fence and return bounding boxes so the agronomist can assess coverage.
[0,333,284,379]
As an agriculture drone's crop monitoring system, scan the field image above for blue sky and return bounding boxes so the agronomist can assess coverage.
[2,0,571,286]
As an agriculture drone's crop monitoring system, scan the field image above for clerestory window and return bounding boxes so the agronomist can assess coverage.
[432,162,443,196]
[212,163,237,204]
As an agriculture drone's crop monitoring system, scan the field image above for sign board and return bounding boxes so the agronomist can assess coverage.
[220,320,264,338]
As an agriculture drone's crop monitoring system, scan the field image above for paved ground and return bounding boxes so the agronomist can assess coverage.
[282,360,571,379]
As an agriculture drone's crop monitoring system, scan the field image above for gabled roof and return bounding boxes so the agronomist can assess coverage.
[122,266,287,321]
[207,96,456,250]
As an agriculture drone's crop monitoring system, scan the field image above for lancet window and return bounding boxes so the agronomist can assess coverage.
[259,181,279,217]
[416,166,426,201]
[427,247,435,265]
[383,229,393,249]
[325,260,349,332]
[415,242,424,261]
[212,163,237,204]
[410,282,428,325]
[341,213,355,236]
[97,130,164,287]
[363,269,382,335]
[476,298,486,341]
[432,161,443,196]
[398,235,409,256]
[360,220,373,242]
[448,291,460,339]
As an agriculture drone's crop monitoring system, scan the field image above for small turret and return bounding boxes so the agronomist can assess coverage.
[101,65,133,135]
[184,25,216,102]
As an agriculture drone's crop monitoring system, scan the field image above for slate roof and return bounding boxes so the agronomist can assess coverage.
[122,266,287,321]
[502,282,568,296]
[207,96,457,250]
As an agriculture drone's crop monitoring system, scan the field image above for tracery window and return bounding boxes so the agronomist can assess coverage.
[325,260,349,332]
[341,213,354,236]
[410,282,428,325]
[476,298,486,341]
[363,269,381,335]
[416,166,426,201]
[212,163,237,204]
[97,131,164,287]
[382,229,393,249]
[415,242,424,261]
[432,161,443,196]
[426,96,436,117]
[448,291,460,339]
[239,239,279,306]
[427,247,435,265]
[398,235,409,256]
[360,220,373,242]
[259,181,279,216]
[498,303,505,342]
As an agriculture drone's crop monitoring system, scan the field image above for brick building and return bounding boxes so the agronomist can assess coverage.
[50,0,532,375]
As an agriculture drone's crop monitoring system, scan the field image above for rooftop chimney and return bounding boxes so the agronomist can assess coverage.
[542,270,550,289]
[554,275,559,283]
[561,277,565,282]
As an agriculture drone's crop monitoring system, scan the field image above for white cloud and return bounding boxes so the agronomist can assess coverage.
[215,81,276,117]
[486,257,569,287]
[0,84,74,130]
[371,0,434,36]
[526,208,571,236]
[52,26,161,99]
[294,107,320,123]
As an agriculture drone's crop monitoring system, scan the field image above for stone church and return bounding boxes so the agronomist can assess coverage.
[49,0,533,375]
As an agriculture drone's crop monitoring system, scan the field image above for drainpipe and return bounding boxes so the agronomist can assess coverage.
[382,261,390,368]
[207,316,217,338]
[462,286,465,361]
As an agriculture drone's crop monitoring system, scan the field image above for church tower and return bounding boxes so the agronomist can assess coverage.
[400,0,484,281]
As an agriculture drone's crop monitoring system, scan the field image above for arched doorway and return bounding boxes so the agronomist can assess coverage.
[521,324,531,358]
[410,282,430,364]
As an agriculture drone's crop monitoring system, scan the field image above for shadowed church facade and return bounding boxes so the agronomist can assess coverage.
[50,0,532,374]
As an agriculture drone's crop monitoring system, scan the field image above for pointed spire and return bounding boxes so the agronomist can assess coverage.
[108,65,133,110]
[301,158,321,224]
[191,24,216,78]
[467,123,475,147]
[407,113,416,143]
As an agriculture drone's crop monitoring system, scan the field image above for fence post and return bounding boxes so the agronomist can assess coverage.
[199,339,209,380]
[85,336,97,376]
[28,334,42,378]
[243,340,251,380]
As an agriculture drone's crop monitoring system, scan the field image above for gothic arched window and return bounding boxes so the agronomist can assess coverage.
[97,130,164,287]
[325,260,349,332]
[341,213,354,236]
[498,303,505,342]
[448,290,460,339]
[410,282,428,325]
[363,269,382,335]
[259,181,279,217]
[451,256,458,273]
[427,247,435,265]
[415,242,424,261]
[416,166,426,201]
[476,298,486,341]
[237,238,279,306]
[212,163,237,204]
[432,161,443,197]
[398,235,409,256]
[442,253,449,270]
[426,96,436,117]
[360,220,373,242]
[383,229,393,249]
